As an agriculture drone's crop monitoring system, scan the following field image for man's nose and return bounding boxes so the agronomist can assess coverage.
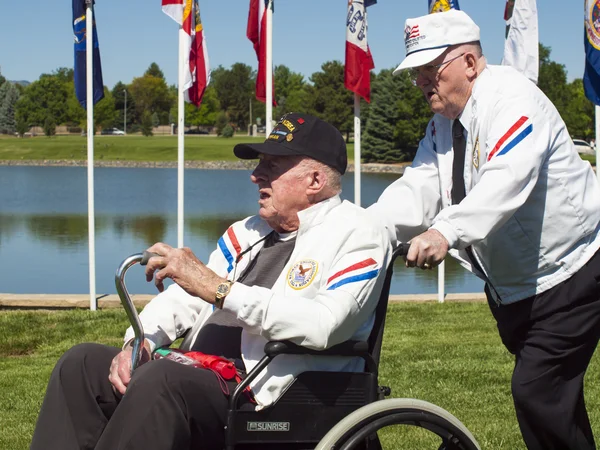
[251,166,266,184]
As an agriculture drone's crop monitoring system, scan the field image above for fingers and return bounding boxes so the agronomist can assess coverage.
[108,351,131,395]
[404,230,449,270]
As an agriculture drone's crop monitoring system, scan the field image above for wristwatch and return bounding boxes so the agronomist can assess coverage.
[214,280,233,309]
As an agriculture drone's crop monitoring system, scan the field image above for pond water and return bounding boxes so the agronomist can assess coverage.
[0,166,483,296]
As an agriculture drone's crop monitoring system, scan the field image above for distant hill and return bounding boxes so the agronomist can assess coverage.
[9,80,30,87]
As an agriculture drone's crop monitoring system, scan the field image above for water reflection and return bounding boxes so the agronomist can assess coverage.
[0,166,483,295]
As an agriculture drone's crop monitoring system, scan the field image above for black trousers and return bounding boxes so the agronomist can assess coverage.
[487,250,600,450]
[30,343,235,450]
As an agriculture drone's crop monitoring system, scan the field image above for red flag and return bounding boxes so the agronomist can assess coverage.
[162,0,210,107]
[345,1,375,102]
[247,0,275,104]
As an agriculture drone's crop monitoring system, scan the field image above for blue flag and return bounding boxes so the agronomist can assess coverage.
[428,0,460,13]
[73,0,104,108]
[584,1,600,105]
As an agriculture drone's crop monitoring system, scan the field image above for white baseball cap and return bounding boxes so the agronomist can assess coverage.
[393,9,480,75]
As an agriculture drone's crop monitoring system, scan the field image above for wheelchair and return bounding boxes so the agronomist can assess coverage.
[116,246,480,450]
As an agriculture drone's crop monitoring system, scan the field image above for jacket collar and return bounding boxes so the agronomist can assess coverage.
[297,195,342,231]
[457,66,490,132]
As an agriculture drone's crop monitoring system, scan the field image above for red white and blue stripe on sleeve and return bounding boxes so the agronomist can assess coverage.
[487,116,533,161]
[217,227,242,273]
[326,258,380,291]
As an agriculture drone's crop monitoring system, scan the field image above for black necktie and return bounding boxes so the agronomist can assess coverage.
[451,120,466,205]
[450,120,485,275]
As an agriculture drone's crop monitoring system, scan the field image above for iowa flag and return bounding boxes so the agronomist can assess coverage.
[247,0,275,104]
[584,0,600,105]
[428,0,460,13]
[72,0,104,108]
[161,0,210,106]
[345,1,376,102]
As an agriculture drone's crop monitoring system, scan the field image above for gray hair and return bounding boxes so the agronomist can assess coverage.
[298,157,342,196]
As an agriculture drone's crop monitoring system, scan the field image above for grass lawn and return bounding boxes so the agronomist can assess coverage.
[0,135,357,163]
[1,303,598,449]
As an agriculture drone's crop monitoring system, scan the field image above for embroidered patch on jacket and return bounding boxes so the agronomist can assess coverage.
[287,259,318,290]
[473,136,480,170]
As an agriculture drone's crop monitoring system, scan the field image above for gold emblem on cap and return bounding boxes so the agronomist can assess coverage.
[286,134,294,142]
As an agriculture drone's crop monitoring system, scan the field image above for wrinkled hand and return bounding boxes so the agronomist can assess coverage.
[108,341,151,395]
[144,242,226,304]
[406,229,449,270]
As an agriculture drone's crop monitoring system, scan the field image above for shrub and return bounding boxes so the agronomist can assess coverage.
[43,115,56,137]
[222,124,234,138]
[141,112,153,137]
[215,112,228,136]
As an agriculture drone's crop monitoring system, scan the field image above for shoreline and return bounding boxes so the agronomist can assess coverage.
[0,159,408,174]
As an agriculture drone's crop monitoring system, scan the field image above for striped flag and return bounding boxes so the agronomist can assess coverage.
[345,1,376,102]
[584,0,600,105]
[247,0,275,104]
[428,0,460,13]
[161,0,210,106]
[72,0,104,108]
[501,0,539,84]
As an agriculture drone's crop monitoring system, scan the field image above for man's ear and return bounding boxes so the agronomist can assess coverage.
[306,169,327,197]
[465,53,478,79]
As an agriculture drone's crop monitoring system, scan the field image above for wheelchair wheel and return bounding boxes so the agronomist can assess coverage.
[315,398,481,450]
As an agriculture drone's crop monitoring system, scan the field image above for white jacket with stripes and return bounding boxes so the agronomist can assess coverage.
[125,195,391,409]
[370,65,600,304]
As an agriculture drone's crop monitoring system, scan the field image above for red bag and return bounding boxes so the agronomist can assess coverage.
[153,348,254,401]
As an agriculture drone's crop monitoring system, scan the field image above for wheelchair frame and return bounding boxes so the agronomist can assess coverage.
[116,245,480,449]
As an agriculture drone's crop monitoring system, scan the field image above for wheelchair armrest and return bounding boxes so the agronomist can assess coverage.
[264,340,369,357]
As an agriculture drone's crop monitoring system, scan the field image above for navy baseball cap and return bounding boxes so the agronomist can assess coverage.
[234,113,347,174]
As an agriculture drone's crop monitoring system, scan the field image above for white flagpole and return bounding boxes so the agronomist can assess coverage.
[177,27,186,248]
[594,105,600,181]
[353,94,361,206]
[86,1,96,311]
[265,0,273,135]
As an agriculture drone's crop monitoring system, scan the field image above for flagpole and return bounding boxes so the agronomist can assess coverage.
[177,27,186,248]
[594,105,600,181]
[265,0,273,135]
[353,94,361,206]
[86,0,97,311]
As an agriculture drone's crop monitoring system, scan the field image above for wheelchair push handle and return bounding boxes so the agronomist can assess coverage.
[115,252,153,375]
[397,242,410,257]
[140,251,159,266]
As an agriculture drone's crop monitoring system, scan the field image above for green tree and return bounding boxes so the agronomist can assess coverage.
[14,73,70,129]
[215,111,228,136]
[212,63,255,129]
[95,87,118,130]
[140,111,154,136]
[129,72,172,126]
[0,82,20,134]
[111,82,132,131]
[394,72,431,158]
[145,62,166,80]
[362,69,403,163]
[538,44,569,118]
[305,61,353,140]
[273,65,306,119]
[0,71,6,88]
[174,84,221,130]
[563,78,594,141]
[43,115,56,137]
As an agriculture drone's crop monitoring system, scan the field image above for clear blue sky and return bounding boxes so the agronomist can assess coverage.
[0,1,585,89]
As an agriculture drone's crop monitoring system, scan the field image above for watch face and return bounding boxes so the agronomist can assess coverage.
[216,282,230,297]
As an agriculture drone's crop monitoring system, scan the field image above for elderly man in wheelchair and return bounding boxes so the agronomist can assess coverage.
[30,113,395,450]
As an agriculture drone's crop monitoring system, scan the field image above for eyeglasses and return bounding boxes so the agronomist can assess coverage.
[408,53,466,85]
